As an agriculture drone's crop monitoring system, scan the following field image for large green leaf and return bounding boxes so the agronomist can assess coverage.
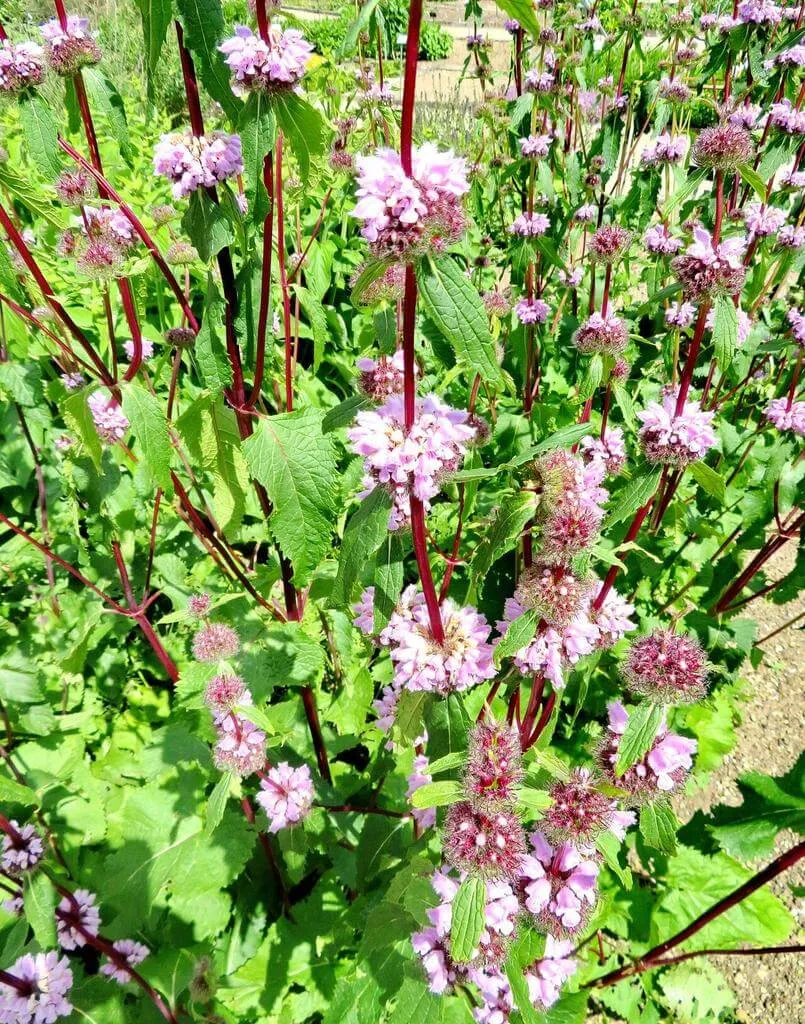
[418,256,504,386]
[471,492,538,579]
[135,0,173,100]
[82,68,132,165]
[615,702,663,776]
[332,490,393,607]
[712,293,738,372]
[239,92,276,221]
[450,876,486,963]
[175,0,240,120]
[273,93,330,183]
[639,800,678,854]
[18,92,61,178]
[122,381,173,493]
[243,408,339,584]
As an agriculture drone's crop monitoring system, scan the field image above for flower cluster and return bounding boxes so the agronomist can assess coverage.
[219,24,312,95]
[510,212,551,237]
[0,39,45,94]
[672,227,747,300]
[598,701,697,798]
[0,952,74,1023]
[356,351,406,400]
[641,134,686,165]
[514,297,550,324]
[692,123,753,169]
[529,449,610,561]
[637,388,717,466]
[347,393,478,530]
[622,628,709,703]
[351,144,470,258]
[573,311,629,354]
[153,131,244,199]
[644,223,683,255]
[40,15,101,75]
[521,831,600,935]
[88,391,129,444]
[1,821,44,875]
[256,762,315,832]
[764,397,805,435]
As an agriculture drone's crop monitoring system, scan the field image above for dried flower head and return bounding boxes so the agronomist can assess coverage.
[165,241,198,266]
[515,563,592,628]
[589,225,631,264]
[622,628,709,703]
[692,123,753,170]
[54,170,96,206]
[192,622,240,662]
[166,326,196,348]
[542,769,634,845]
[465,720,524,810]
[573,312,629,355]
[444,802,527,879]
[40,15,101,75]
[204,674,247,714]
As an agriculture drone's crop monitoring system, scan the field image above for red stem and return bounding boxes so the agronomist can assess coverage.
[675,303,709,414]
[249,152,274,408]
[400,0,423,176]
[276,137,294,412]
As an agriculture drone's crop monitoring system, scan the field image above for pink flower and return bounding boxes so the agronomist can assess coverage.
[598,701,697,797]
[56,889,101,950]
[0,39,45,94]
[347,393,477,530]
[580,428,627,474]
[768,99,805,134]
[521,831,599,936]
[574,204,597,223]
[407,754,436,829]
[256,762,314,832]
[154,131,243,199]
[777,225,805,249]
[589,225,631,264]
[642,133,687,166]
[219,25,312,94]
[514,298,550,324]
[1,822,43,875]
[789,308,805,346]
[764,398,805,435]
[672,226,747,299]
[692,123,753,169]
[644,224,682,254]
[510,212,551,237]
[123,338,154,362]
[351,145,469,258]
[204,674,247,714]
[525,936,578,1009]
[192,622,240,662]
[100,939,149,983]
[61,372,83,391]
[213,712,266,776]
[573,312,628,354]
[411,927,455,993]
[665,301,697,327]
[737,0,783,24]
[637,389,717,466]
[356,351,406,400]
[0,952,73,1021]
[542,768,636,845]
[188,592,212,618]
[743,202,787,237]
[40,15,101,75]
[88,391,129,444]
[519,134,552,158]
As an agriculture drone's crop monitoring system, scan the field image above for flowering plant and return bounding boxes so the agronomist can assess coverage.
[0,1,803,1022]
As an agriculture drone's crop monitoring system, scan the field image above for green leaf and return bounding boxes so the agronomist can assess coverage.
[195,275,233,394]
[409,780,463,810]
[392,691,431,747]
[82,68,132,165]
[239,92,276,221]
[338,0,382,56]
[426,751,467,775]
[18,92,61,178]
[615,703,663,776]
[690,461,726,503]
[273,93,330,183]
[373,533,405,631]
[182,191,233,263]
[607,469,661,527]
[62,390,103,469]
[517,788,553,815]
[597,829,632,888]
[296,285,329,371]
[243,408,339,584]
[449,876,486,963]
[23,870,57,947]
[322,394,371,432]
[333,490,392,607]
[0,163,66,228]
[0,774,36,806]
[121,381,173,493]
[471,493,538,579]
[135,0,172,99]
[579,353,603,400]
[639,800,678,854]
[712,293,738,372]
[175,0,240,120]
[737,162,767,200]
[417,257,504,386]
[495,608,538,665]
[351,258,394,305]
[504,952,542,1024]
[205,771,233,836]
[509,423,593,466]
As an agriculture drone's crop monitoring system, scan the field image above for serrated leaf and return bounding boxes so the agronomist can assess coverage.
[509,423,593,466]
[504,952,542,1024]
[639,800,678,853]
[471,492,538,579]
[615,703,663,776]
[121,381,173,493]
[0,774,36,806]
[409,780,464,810]
[82,68,132,165]
[579,353,603,400]
[712,293,738,371]
[449,876,486,963]
[332,490,392,607]
[18,92,61,178]
[392,691,431,746]
[373,533,405,632]
[273,93,330,183]
[495,608,538,665]
[195,275,233,394]
[426,751,467,775]
[417,256,504,386]
[205,771,233,835]
[243,408,338,584]
[607,469,661,526]
[23,871,57,947]
[62,390,103,469]
[737,162,766,200]
[690,461,726,503]
[239,92,276,221]
[338,0,382,56]
[597,829,632,888]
